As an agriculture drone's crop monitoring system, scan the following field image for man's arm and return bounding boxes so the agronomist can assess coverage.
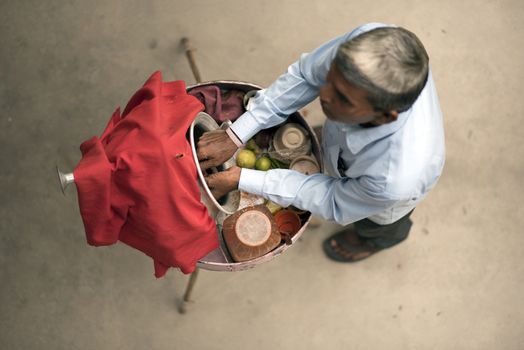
[230,22,388,143]
[197,33,346,170]
[230,34,347,143]
[200,23,387,169]
[239,168,399,225]
[205,165,399,226]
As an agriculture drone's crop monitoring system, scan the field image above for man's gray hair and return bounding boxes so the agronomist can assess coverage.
[335,27,429,112]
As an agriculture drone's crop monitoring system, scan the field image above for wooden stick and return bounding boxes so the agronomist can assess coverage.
[179,267,200,314]
[181,37,202,83]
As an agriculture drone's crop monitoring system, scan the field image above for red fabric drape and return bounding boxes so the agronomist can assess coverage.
[73,71,218,277]
[188,86,245,122]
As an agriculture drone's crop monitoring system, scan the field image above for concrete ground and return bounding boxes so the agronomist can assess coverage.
[1,0,523,349]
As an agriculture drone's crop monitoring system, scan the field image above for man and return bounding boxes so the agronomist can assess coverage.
[197,23,445,262]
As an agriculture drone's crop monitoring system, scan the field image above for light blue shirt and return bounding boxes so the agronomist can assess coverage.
[231,23,445,225]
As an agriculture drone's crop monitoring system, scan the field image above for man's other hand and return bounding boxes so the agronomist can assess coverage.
[197,130,238,170]
[205,166,241,200]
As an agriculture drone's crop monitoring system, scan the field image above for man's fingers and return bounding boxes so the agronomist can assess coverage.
[196,130,237,171]
[197,147,217,166]
[199,159,218,171]
[196,146,208,161]
[210,188,225,199]
[204,167,241,200]
[198,130,224,146]
[203,171,217,184]
[204,174,225,199]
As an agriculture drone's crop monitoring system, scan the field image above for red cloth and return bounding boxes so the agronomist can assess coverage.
[73,71,218,277]
[188,86,245,122]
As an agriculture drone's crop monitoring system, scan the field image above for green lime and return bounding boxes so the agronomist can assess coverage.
[246,139,261,155]
[265,200,282,214]
[255,156,272,171]
[246,139,259,151]
[236,149,257,169]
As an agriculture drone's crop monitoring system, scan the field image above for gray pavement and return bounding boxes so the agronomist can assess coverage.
[1,1,524,349]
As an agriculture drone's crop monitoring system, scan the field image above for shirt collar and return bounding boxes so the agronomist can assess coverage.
[337,110,411,154]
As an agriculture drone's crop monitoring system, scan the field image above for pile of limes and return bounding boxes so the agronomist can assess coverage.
[236,138,287,171]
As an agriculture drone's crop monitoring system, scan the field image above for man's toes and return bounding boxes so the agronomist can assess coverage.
[352,251,371,260]
[331,242,353,258]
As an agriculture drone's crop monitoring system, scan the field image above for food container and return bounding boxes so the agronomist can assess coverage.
[274,209,302,239]
[271,123,312,163]
[187,81,323,272]
[289,155,320,175]
[222,205,281,262]
[274,123,307,150]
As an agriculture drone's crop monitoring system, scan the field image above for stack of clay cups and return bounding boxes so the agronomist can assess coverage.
[272,123,311,163]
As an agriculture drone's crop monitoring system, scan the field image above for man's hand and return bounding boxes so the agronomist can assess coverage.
[197,130,238,170]
[205,166,241,200]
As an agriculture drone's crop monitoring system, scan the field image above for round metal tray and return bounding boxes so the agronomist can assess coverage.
[187,81,323,272]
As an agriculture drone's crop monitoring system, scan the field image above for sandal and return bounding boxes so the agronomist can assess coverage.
[322,229,379,262]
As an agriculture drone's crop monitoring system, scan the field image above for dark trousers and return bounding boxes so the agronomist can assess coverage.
[353,210,415,249]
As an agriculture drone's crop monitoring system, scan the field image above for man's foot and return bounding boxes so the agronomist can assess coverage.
[322,228,379,262]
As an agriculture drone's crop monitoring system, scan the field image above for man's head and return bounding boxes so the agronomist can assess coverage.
[319,26,429,126]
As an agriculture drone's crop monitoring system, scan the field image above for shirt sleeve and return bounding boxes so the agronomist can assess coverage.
[230,23,388,143]
[239,168,400,226]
